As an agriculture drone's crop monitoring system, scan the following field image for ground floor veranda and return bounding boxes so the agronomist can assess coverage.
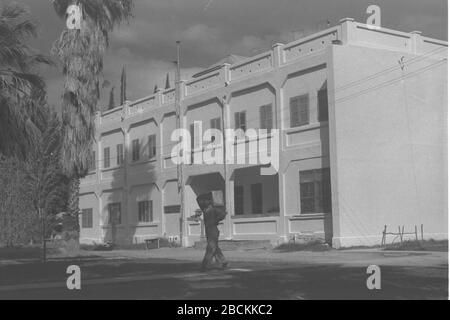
[80,162,333,247]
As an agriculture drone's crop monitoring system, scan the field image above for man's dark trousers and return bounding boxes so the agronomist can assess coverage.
[202,206,226,269]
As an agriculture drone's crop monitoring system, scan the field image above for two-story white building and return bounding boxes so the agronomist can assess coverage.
[79,18,448,248]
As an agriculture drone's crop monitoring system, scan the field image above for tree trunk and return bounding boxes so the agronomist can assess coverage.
[40,207,46,263]
[67,177,81,235]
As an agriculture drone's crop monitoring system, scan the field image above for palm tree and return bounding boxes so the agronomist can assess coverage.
[24,111,69,260]
[0,104,67,248]
[51,0,133,229]
[0,2,53,157]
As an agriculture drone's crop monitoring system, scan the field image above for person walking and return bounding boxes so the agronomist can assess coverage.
[196,192,228,271]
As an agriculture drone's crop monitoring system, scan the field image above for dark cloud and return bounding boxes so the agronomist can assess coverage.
[16,0,448,109]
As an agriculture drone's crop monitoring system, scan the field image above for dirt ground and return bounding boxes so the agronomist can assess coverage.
[0,246,447,299]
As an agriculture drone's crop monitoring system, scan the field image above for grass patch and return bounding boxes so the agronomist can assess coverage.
[80,243,115,251]
[384,239,448,252]
[338,239,448,252]
[274,240,330,252]
[0,247,41,260]
[0,246,59,260]
[338,245,382,250]
[80,238,179,251]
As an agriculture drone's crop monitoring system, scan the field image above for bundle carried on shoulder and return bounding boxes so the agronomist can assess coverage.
[196,190,227,223]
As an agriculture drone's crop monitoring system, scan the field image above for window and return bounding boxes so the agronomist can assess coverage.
[210,117,221,142]
[103,147,110,168]
[108,203,121,224]
[190,124,195,149]
[81,208,93,228]
[259,104,273,131]
[138,200,153,223]
[251,183,263,214]
[234,185,244,215]
[234,111,246,141]
[299,168,331,214]
[148,135,157,159]
[116,144,124,166]
[234,111,246,132]
[318,88,328,122]
[88,151,96,171]
[132,139,140,162]
[290,94,309,127]
[190,123,195,163]
[210,117,221,131]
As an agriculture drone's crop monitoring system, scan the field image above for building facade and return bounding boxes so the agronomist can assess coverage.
[79,18,448,248]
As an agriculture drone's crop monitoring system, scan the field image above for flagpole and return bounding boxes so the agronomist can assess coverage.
[174,41,185,246]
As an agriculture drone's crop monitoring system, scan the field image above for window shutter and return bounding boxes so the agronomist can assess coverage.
[104,147,110,168]
[132,139,140,161]
[299,94,309,125]
[234,112,240,129]
[267,105,273,130]
[210,118,221,143]
[260,106,266,129]
[234,185,244,215]
[116,144,123,165]
[290,95,309,127]
[190,124,195,149]
[290,97,299,127]
[149,200,153,222]
[240,112,246,131]
[148,135,156,159]
[299,168,331,214]
[89,151,96,170]
[81,209,93,228]
[318,88,328,121]
[260,104,273,130]
[210,117,221,131]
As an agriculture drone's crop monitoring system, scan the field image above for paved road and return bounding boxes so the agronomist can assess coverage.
[0,249,447,299]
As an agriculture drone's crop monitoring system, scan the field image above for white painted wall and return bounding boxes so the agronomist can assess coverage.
[329,44,447,247]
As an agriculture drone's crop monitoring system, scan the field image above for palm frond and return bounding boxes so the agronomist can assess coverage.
[0,2,53,157]
[51,0,134,177]
[52,0,133,31]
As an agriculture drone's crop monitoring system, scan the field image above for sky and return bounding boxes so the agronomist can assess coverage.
[16,0,448,110]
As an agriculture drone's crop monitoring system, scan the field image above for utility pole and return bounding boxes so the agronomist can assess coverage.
[174,41,185,246]
[221,96,227,212]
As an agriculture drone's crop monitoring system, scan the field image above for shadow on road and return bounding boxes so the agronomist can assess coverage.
[0,254,447,300]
